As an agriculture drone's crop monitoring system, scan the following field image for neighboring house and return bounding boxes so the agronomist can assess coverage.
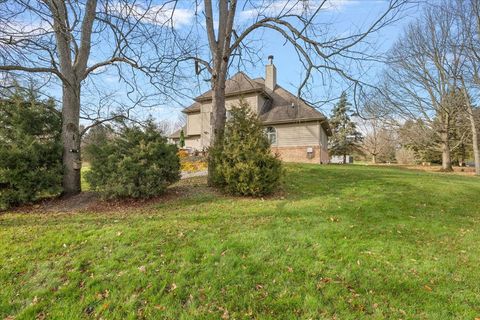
[170,57,332,163]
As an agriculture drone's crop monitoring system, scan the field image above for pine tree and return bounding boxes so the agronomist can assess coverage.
[209,100,283,196]
[84,119,180,199]
[0,85,63,209]
[179,129,185,148]
[329,92,362,163]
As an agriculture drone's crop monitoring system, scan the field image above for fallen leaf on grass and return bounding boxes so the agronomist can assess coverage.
[35,312,46,320]
[424,285,432,291]
[221,309,229,319]
[166,283,177,292]
[138,266,146,273]
[316,277,333,289]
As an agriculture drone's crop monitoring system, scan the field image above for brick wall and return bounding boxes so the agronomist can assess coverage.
[271,146,329,164]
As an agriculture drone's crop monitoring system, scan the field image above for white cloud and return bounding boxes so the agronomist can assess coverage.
[240,0,357,20]
[108,2,195,29]
[2,19,53,37]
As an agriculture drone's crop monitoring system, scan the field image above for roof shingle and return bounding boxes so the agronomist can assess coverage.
[194,72,264,102]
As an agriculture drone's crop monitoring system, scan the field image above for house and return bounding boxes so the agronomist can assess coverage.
[170,57,331,163]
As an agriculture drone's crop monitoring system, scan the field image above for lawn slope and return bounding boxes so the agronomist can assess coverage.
[1,164,479,319]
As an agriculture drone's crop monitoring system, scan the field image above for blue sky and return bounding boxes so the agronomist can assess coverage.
[146,0,422,123]
[21,0,420,126]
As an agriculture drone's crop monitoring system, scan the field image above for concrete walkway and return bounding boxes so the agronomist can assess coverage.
[181,170,208,179]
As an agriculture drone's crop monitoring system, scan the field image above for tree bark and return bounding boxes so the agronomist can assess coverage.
[468,107,480,175]
[207,71,227,185]
[343,153,346,164]
[372,154,377,164]
[440,129,453,172]
[61,82,82,195]
[460,87,480,175]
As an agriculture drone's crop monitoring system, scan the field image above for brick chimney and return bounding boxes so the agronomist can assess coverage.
[265,55,277,91]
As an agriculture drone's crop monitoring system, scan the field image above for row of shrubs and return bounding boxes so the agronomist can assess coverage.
[1,92,282,210]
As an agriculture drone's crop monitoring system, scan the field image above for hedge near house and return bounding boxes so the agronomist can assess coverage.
[0,89,63,210]
[210,101,283,196]
[85,120,180,199]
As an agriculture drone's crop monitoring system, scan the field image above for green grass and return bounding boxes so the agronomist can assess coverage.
[1,164,480,319]
[81,164,91,191]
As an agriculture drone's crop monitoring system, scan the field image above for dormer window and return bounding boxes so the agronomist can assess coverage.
[266,127,277,144]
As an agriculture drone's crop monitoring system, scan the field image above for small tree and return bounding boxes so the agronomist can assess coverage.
[179,129,186,148]
[0,87,62,210]
[210,101,282,196]
[85,120,180,199]
[362,128,397,163]
[329,92,362,163]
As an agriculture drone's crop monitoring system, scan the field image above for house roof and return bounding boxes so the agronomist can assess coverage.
[169,126,200,139]
[181,71,331,136]
[183,102,201,114]
[253,78,331,135]
[194,72,265,103]
[169,127,184,139]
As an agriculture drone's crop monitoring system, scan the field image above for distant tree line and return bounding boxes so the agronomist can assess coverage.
[354,0,480,174]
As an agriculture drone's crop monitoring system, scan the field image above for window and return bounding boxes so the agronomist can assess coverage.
[266,127,277,144]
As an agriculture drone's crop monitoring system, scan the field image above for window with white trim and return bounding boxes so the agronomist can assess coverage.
[266,126,277,145]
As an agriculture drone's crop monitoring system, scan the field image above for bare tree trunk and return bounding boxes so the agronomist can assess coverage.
[372,154,377,164]
[440,130,453,172]
[61,82,82,195]
[343,153,346,164]
[207,73,227,185]
[468,108,480,175]
[460,87,480,175]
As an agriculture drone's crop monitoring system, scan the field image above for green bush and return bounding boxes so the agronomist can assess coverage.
[85,120,180,199]
[0,90,63,210]
[210,101,283,196]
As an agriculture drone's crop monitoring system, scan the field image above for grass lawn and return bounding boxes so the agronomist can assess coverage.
[1,164,480,319]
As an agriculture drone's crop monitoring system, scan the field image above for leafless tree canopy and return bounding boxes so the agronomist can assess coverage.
[379,0,480,173]
[0,0,188,194]
[167,0,413,182]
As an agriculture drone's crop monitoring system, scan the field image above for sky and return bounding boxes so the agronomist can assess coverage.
[148,0,422,124]
[6,0,422,127]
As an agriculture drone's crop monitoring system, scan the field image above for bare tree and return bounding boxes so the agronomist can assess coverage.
[358,107,397,164]
[0,1,180,195]
[453,0,480,175]
[382,3,465,171]
[182,0,412,183]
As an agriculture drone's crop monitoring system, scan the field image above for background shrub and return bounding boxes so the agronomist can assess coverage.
[210,101,283,196]
[396,147,418,165]
[0,89,63,210]
[85,120,180,199]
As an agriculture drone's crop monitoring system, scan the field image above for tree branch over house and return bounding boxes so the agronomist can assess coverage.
[175,0,413,183]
